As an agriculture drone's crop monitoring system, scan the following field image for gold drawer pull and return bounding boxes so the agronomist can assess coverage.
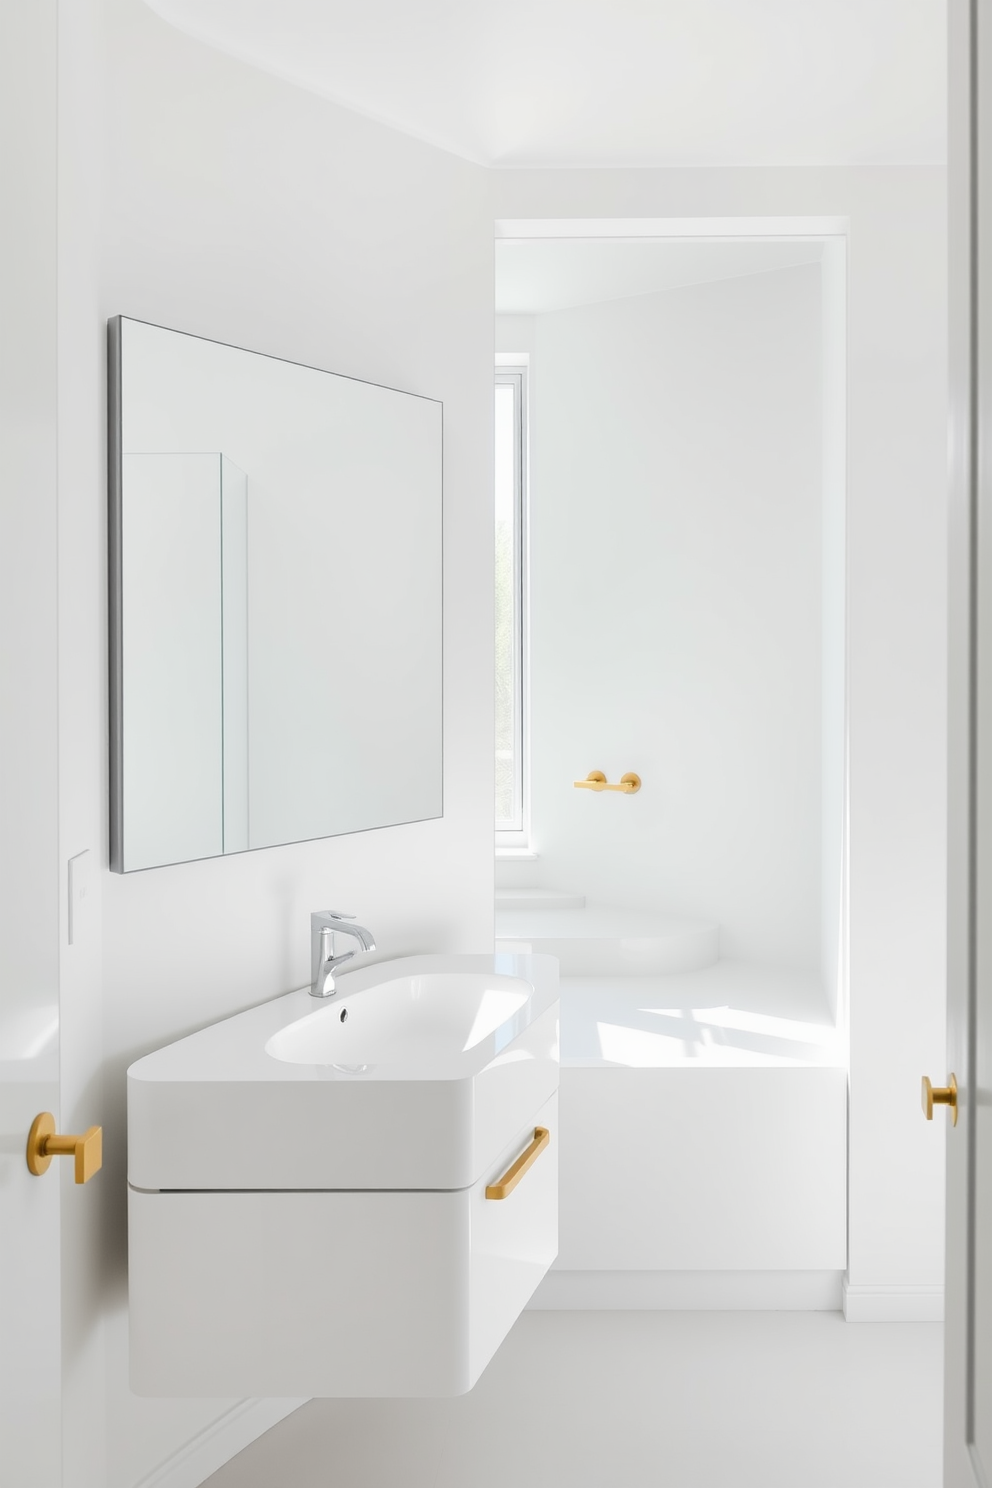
[922,1074,958,1126]
[26,1112,103,1183]
[485,1126,550,1200]
[574,771,641,794]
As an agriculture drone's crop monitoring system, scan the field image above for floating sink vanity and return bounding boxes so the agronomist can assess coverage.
[127,953,559,1397]
[108,323,559,1395]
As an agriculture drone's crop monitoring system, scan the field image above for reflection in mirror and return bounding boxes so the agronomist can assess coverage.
[109,318,443,873]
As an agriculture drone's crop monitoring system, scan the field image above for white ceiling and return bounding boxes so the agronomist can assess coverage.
[496,239,824,316]
[143,0,945,170]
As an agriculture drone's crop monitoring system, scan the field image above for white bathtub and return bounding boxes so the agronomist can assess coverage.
[558,961,844,1067]
[543,967,847,1307]
[497,900,848,1310]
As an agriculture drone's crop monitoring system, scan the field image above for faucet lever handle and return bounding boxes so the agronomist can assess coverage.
[325,911,355,922]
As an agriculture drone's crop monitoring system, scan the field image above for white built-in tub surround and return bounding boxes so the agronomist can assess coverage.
[497,892,847,1307]
[127,954,559,1397]
[495,891,719,977]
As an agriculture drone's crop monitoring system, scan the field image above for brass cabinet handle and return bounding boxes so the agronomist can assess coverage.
[921,1074,958,1127]
[574,771,641,794]
[26,1112,103,1183]
[485,1126,550,1200]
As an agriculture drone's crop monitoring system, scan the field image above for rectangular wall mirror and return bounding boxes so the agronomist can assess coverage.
[109,317,443,873]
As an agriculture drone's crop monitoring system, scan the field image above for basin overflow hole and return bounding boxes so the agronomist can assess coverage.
[340,1008,348,1023]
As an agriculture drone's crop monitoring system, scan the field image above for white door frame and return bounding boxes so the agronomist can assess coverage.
[947,1,990,1483]
[0,4,63,1485]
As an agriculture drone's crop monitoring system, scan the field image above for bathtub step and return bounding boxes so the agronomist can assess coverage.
[495,906,719,975]
[495,888,586,913]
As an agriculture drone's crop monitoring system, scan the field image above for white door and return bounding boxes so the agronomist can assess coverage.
[0,3,63,1483]
[947,2,992,1483]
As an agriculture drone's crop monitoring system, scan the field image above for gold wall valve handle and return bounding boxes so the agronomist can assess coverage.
[921,1074,958,1127]
[27,1112,103,1183]
[485,1126,550,1200]
[574,771,641,794]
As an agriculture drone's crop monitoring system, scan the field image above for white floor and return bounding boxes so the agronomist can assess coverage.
[202,1311,944,1487]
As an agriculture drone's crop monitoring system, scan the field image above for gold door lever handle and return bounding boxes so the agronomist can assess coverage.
[485,1127,550,1200]
[921,1075,958,1127]
[574,771,641,794]
[27,1112,103,1183]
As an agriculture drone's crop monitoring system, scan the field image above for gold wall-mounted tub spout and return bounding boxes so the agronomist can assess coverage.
[573,771,641,794]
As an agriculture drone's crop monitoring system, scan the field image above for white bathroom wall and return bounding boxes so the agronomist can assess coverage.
[42,11,948,1485]
[498,263,824,973]
[54,1,494,1484]
[490,173,947,1316]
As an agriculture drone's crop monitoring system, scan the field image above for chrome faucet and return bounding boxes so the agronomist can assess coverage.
[310,911,376,998]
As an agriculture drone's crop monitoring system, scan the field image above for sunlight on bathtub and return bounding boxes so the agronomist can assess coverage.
[595,1006,844,1068]
[646,1005,837,1044]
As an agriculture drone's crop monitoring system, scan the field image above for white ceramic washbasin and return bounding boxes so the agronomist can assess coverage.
[266,971,532,1070]
[127,953,559,1193]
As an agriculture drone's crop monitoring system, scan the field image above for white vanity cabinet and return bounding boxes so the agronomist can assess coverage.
[126,954,559,1397]
[129,1091,557,1396]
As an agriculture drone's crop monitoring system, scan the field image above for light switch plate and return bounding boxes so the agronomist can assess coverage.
[68,850,92,946]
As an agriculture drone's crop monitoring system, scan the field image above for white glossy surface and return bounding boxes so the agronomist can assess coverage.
[267,971,532,1069]
[558,964,844,1068]
[130,1092,558,1398]
[552,969,844,1271]
[127,954,559,1190]
[128,958,560,1396]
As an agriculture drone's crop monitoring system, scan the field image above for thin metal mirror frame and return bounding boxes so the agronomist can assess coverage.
[108,316,125,872]
[106,314,444,874]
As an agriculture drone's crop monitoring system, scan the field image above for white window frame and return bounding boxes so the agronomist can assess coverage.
[495,362,530,852]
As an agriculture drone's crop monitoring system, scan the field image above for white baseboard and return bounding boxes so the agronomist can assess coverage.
[841,1277,944,1322]
[527,1269,843,1311]
[133,1397,309,1488]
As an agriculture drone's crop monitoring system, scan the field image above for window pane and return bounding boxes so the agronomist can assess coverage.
[495,380,520,830]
